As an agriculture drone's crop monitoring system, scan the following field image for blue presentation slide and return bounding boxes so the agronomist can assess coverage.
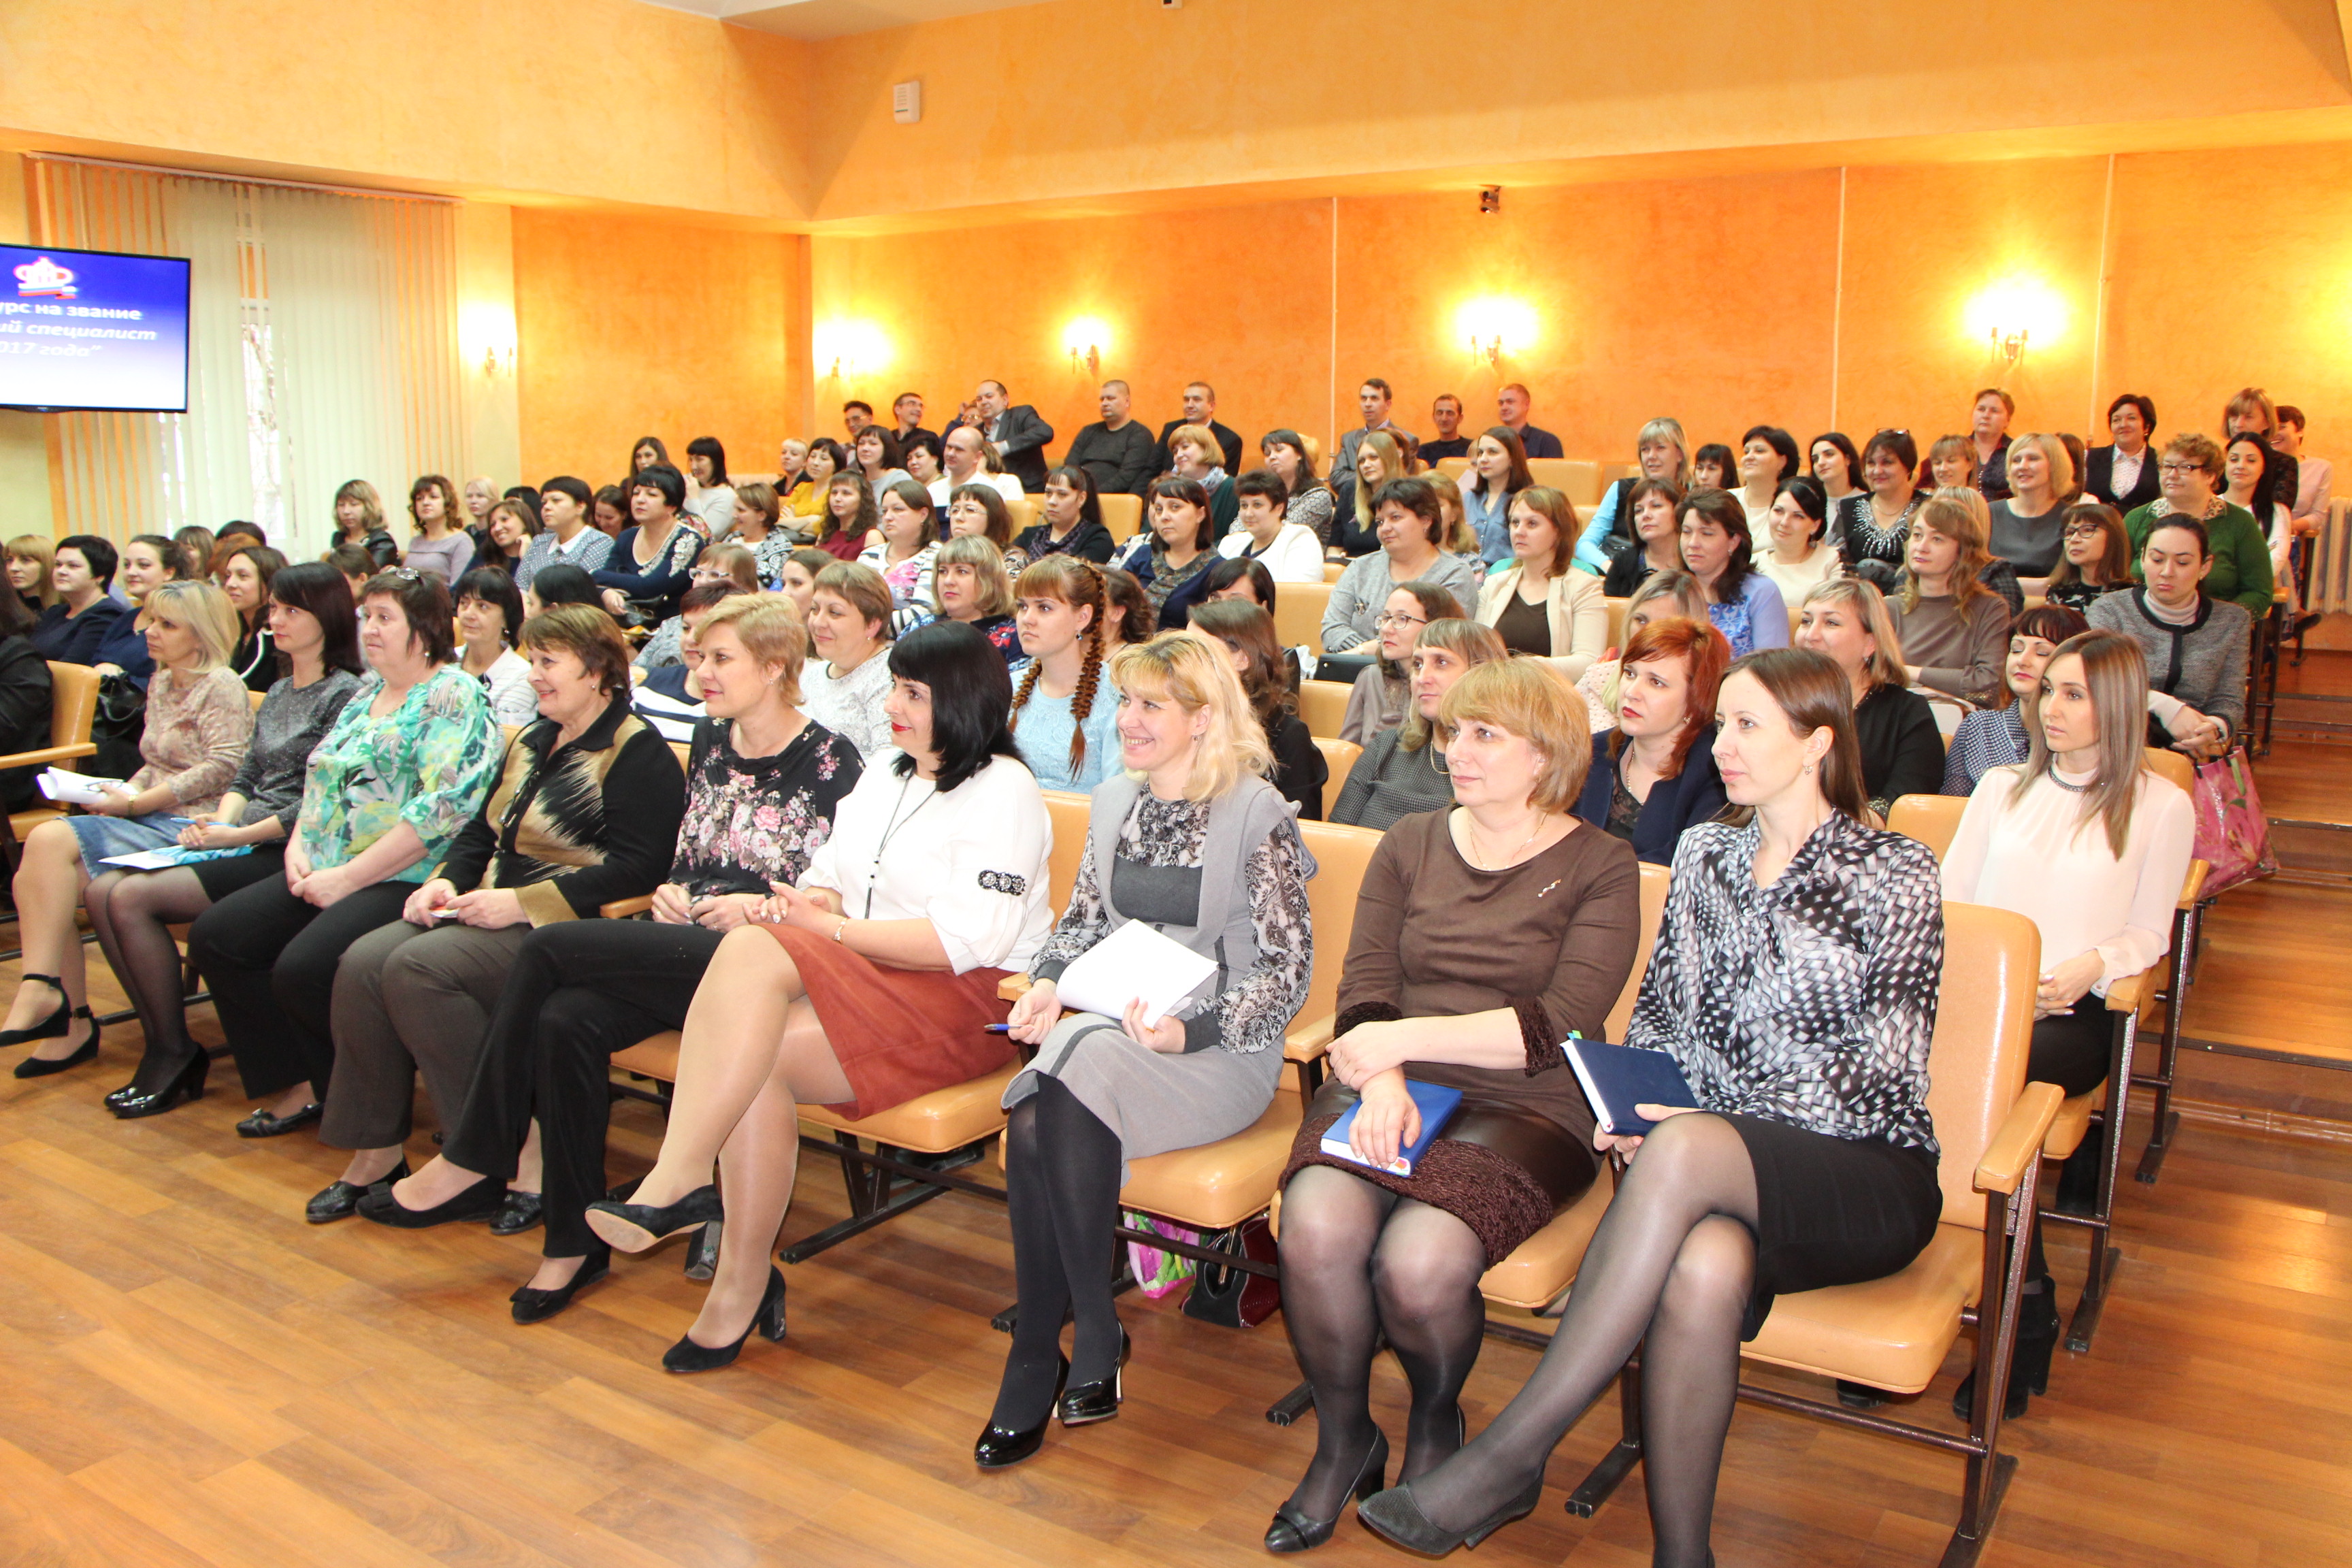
[0,244,192,412]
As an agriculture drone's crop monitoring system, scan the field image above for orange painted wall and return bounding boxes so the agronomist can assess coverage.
[511,210,808,487]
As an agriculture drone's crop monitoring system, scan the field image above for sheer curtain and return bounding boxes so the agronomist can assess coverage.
[28,155,462,552]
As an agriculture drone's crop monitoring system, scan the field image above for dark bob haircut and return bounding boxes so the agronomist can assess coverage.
[454,566,526,647]
[1203,555,1277,610]
[1232,468,1290,508]
[629,462,687,512]
[2105,393,2157,435]
[363,568,457,665]
[1371,475,1446,544]
[1146,476,1216,552]
[542,475,594,513]
[684,436,728,485]
[1740,425,1803,484]
[886,619,1021,793]
[56,534,119,588]
[1861,427,1919,478]
[266,560,363,677]
[528,562,602,609]
[1774,475,1829,544]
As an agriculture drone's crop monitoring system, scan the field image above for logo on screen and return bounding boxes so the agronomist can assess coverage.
[14,257,78,299]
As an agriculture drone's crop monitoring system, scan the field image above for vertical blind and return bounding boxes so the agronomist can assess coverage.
[28,155,463,552]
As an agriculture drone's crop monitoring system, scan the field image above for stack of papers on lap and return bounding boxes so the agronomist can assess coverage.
[99,845,255,872]
[1054,920,1217,1027]
[37,768,123,806]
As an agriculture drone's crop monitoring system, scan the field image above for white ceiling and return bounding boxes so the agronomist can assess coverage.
[634,0,1049,40]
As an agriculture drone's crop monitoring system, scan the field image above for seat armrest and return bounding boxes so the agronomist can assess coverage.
[599,895,654,919]
[1285,1013,1337,1061]
[998,973,1034,1002]
[2104,968,2150,1013]
[0,742,99,770]
[2178,860,2210,909]
[1974,1082,2065,1194]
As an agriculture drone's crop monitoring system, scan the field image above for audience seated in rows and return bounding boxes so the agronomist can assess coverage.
[1579,419,1688,572]
[7,581,256,1075]
[29,535,125,666]
[1114,476,1222,630]
[858,480,940,628]
[1754,477,1840,606]
[924,535,1021,662]
[596,464,706,623]
[455,567,538,725]
[2121,434,2274,617]
[1458,426,1533,565]
[1575,570,1708,733]
[1986,433,2071,575]
[1260,430,1337,547]
[851,426,913,506]
[309,606,687,1224]
[218,540,287,692]
[812,470,878,563]
[636,580,747,705]
[402,475,475,585]
[2045,502,2133,612]
[681,436,736,539]
[7,534,60,619]
[513,477,612,591]
[2084,395,2161,513]
[1886,492,2010,705]
[331,479,402,568]
[2089,515,2251,755]
[945,380,1056,493]
[985,632,1313,1466]
[1572,614,1731,865]
[1732,425,1801,526]
[1151,382,1246,477]
[1420,393,1470,465]
[1331,619,1505,832]
[1334,377,1408,482]
[715,480,796,587]
[1599,478,1685,598]
[1332,429,1409,559]
[1793,578,1944,818]
[1063,379,1160,499]
[638,545,762,671]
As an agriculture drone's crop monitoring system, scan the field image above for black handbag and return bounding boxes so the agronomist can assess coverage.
[1181,1214,1283,1329]
[90,672,147,780]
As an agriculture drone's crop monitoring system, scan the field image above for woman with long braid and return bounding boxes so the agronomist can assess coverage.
[1007,557,1120,792]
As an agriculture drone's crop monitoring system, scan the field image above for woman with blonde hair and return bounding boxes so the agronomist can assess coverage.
[2,580,253,1077]
[1795,576,1943,817]
[333,479,400,568]
[1273,657,1638,1551]
[1889,492,2010,704]
[983,630,1314,1468]
[928,533,1019,660]
[6,534,59,615]
[1331,619,1509,831]
[1337,429,1410,557]
[1578,417,1690,572]
[1475,487,1607,678]
[1987,432,2073,574]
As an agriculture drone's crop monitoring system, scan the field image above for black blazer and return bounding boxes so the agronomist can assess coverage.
[2082,445,2161,514]
[1573,728,1729,866]
[947,407,1056,493]
[1854,683,1944,813]
[1152,418,1244,477]
[0,635,52,815]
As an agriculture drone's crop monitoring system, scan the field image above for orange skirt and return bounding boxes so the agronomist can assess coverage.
[758,922,1017,1120]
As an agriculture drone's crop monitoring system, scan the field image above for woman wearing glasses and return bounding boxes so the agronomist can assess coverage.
[2043,503,2134,614]
[1339,583,1465,746]
[2120,435,2274,619]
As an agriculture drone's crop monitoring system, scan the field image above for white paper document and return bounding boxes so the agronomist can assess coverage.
[36,768,124,806]
[1052,919,1218,1027]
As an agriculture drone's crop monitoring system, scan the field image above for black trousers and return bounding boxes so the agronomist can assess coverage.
[2029,1006,2115,1099]
[443,919,724,1258]
[186,875,414,1101]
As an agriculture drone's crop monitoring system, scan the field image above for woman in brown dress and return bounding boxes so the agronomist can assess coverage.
[1267,659,1641,1552]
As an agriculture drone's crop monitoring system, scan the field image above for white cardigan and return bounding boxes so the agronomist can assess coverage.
[1473,565,1610,683]
[1217,522,1324,583]
[800,753,1057,976]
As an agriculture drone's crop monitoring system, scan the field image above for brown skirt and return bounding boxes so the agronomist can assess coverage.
[1281,1080,1600,1268]
[757,922,1017,1121]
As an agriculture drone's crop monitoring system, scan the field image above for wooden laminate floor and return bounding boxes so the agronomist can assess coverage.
[2,966,2349,1567]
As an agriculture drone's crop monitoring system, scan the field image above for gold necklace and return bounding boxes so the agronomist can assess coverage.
[1465,813,1546,870]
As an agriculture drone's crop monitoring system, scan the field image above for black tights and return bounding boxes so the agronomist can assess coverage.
[1276,1166,1490,1518]
[82,868,214,1095]
[1405,1113,1759,1568]
[990,1077,1126,1429]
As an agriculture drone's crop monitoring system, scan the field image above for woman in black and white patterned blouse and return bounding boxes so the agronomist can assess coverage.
[1357,647,1945,1567]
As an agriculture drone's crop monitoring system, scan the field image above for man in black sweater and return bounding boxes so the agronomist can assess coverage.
[1420,393,1471,463]
[1064,380,1158,496]
[1149,381,1244,476]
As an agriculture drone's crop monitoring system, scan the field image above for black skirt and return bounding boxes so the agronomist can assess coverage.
[1727,1114,1941,1339]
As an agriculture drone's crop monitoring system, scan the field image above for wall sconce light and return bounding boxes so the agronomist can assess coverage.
[1454,297,1538,366]
[814,320,892,380]
[459,301,517,379]
[1063,316,1110,377]
[1964,278,2064,369]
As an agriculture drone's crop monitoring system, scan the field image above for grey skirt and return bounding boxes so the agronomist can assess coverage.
[1004,1011,1286,1181]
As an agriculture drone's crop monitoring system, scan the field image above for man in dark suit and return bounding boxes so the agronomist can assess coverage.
[945,380,1056,493]
[1149,381,1244,476]
[1498,382,1564,459]
[2081,393,2161,514]
[1065,379,1158,496]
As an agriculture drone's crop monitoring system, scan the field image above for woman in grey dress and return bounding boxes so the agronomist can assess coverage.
[979,630,1314,1471]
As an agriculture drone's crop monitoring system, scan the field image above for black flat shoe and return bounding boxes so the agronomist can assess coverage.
[237,1100,322,1138]
[0,973,70,1047]
[586,1183,723,1254]
[487,1190,544,1236]
[14,1009,99,1078]
[108,1047,210,1117]
[1357,1473,1545,1556]
[306,1160,410,1224]
[662,1266,785,1373]
[1267,1428,1388,1553]
[1056,1324,1131,1427]
[510,1249,611,1324]
[975,1356,1068,1469]
[355,1174,506,1229]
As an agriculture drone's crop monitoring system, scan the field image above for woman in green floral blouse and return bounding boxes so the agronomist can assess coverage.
[188,569,501,1139]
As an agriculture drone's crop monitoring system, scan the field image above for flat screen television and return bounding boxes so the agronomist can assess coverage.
[0,242,192,413]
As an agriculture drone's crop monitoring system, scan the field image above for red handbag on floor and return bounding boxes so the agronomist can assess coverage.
[2189,749,2277,896]
[1182,1215,1282,1328]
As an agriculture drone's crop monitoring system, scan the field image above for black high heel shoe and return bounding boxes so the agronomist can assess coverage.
[0,973,70,1047]
[1055,1323,1131,1426]
[974,1356,1068,1469]
[1266,1428,1389,1553]
[1953,1273,2059,1422]
[14,1008,99,1079]
[662,1265,785,1373]
[510,1247,611,1324]
[585,1183,723,1254]
[1356,1473,1545,1556]
[109,1049,209,1120]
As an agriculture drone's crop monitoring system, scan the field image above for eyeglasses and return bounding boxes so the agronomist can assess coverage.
[2061,524,2106,540]
[1373,611,1427,629]
[380,567,422,583]
[2157,461,2206,477]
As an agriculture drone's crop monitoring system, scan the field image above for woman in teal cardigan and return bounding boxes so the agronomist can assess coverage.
[2123,432,2274,617]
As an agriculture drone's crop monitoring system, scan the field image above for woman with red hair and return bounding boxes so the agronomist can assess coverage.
[1572,615,1731,864]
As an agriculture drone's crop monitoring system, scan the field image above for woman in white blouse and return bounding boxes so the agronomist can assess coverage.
[453,568,538,726]
[1216,470,1324,581]
[1940,627,2193,1421]
[586,620,1054,1372]
[800,561,897,762]
[1756,478,1841,605]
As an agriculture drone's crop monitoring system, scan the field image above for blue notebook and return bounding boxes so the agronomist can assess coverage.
[1320,1079,1465,1177]
[1563,1037,1698,1138]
